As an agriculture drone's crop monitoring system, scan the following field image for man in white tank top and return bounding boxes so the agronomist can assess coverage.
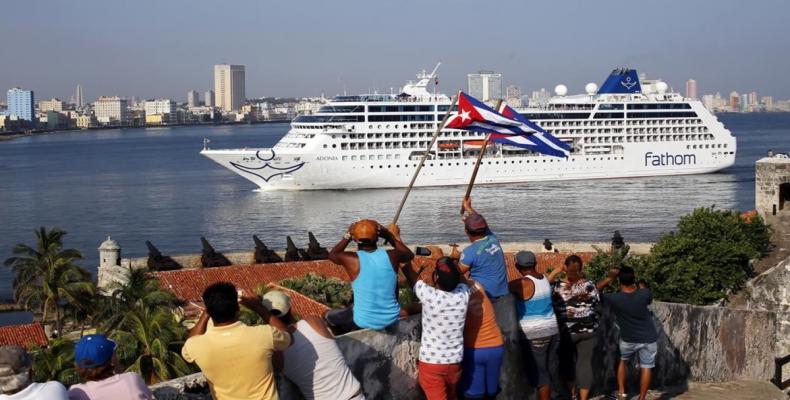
[264,291,365,400]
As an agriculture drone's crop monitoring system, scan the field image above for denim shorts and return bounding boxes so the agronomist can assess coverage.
[619,340,657,368]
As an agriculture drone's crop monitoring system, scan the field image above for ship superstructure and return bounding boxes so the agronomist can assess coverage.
[202,66,736,190]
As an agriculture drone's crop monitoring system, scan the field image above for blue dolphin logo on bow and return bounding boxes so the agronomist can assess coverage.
[229,149,306,182]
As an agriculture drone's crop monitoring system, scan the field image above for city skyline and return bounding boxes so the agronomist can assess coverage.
[2,0,790,101]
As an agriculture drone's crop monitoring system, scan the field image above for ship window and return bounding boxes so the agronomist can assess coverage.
[332,144,336,148]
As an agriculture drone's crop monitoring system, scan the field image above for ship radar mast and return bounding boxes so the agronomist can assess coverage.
[401,62,445,99]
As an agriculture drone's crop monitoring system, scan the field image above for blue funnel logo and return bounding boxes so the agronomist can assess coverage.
[598,68,641,94]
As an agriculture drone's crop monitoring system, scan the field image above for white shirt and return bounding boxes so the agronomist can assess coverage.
[0,381,68,400]
[415,281,470,364]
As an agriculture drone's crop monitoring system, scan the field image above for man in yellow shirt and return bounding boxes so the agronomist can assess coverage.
[182,282,291,400]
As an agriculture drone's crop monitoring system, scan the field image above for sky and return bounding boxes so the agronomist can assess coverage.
[2,0,790,102]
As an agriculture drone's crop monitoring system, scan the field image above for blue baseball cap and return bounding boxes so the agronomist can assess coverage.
[75,334,116,368]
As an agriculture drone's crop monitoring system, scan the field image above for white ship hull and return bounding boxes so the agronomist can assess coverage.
[201,141,736,191]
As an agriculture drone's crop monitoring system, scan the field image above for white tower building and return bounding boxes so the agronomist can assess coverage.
[214,64,245,112]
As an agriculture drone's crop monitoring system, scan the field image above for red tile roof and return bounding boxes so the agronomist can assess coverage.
[264,283,330,318]
[0,322,48,348]
[155,251,597,309]
[154,261,350,302]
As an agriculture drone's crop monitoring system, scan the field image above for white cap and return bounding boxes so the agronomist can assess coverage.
[262,291,291,316]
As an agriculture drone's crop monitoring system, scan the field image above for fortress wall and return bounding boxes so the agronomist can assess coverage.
[151,301,782,400]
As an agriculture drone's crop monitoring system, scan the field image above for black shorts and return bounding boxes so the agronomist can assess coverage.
[325,306,361,335]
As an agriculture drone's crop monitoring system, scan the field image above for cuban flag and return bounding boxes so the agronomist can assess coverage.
[445,92,571,158]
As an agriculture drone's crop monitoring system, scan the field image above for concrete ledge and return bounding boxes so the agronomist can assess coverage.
[151,300,786,399]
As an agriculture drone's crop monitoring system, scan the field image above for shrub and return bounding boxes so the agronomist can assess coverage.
[584,244,650,293]
[639,207,771,305]
[279,273,353,309]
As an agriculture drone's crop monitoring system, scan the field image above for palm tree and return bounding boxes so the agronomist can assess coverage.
[111,304,192,384]
[98,267,178,332]
[96,267,193,384]
[30,337,79,386]
[4,227,96,337]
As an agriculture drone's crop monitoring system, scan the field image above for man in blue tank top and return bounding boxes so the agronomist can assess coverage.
[456,198,509,299]
[326,219,414,335]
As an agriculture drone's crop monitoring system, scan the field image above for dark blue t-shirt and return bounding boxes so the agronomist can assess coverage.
[603,288,658,343]
[460,233,508,298]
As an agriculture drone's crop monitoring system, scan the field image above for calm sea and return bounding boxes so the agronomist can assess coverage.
[0,113,788,302]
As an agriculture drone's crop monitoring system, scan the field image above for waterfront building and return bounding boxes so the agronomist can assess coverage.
[6,88,34,121]
[505,85,523,108]
[702,94,715,112]
[93,96,129,125]
[205,90,215,107]
[762,96,774,111]
[214,64,245,112]
[75,84,84,108]
[467,70,502,102]
[739,93,748,113]
[729,91,740,112]
[76,114,95,129]
[188,90,200,107]
[144,98,177,125]
[44,111,69,130]
[529,88,551,107]
[748,91,758,109]
[39,98,65,113]
[685,79,698,99]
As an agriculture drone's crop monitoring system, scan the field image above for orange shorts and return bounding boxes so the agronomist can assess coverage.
[418,361,462,400]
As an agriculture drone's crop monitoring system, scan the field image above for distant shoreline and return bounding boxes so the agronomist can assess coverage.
[0,119,290,143]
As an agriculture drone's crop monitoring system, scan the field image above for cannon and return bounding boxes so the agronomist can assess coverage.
[253,235,283,264]
[306,232,329,260]
[145,241,181,271]
[285,236,303,262]
[200,237,231,268]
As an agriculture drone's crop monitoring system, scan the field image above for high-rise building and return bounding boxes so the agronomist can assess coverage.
[187,90,200,107]
[748,91,758,107]
[75,84,84,108]
[39,98,64,113]
[685,79,698,99]
[7,88,34,121]
[467,70,502,102]
[729,91,740,112]
[762,96,774,112]
[739,93,748,113]
[505,85,522,108]
[93,96,129,125]
[702,94,715,112]
[214,64,245,112]
[204,90,215,107]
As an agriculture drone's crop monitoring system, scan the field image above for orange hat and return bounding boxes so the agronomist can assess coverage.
[351,219,379,242]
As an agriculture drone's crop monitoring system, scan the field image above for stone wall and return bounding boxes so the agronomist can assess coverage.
[755,156,790,218]
[151,301,785,399]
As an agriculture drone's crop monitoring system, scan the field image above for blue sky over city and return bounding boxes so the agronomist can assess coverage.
[3,0,789,100]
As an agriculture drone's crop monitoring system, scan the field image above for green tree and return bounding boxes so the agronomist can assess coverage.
[4,227,95,337]
[584,244,650,293]
[280,273,352,309]
[97,268,193,384]
[98,267,178,332]
[640,207,771,305]
[30,337,79,386]
[111,304,192,384]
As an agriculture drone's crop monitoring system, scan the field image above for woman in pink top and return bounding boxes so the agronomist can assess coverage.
[68,334,152,400]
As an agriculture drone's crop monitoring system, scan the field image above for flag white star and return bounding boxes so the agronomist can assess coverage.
[458,109,471,122]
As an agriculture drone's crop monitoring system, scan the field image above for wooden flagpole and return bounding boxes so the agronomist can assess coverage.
[460,99,503,214]
[392,92,460,225]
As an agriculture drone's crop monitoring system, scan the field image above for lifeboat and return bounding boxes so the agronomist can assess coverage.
[438,141,460,150]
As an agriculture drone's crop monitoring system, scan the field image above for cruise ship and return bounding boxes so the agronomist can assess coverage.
[201,66,736,190]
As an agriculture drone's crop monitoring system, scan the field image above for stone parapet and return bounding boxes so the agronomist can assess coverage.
[150,301,786,399]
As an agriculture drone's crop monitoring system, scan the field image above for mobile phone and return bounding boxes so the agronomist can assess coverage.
[415,246,432,256]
